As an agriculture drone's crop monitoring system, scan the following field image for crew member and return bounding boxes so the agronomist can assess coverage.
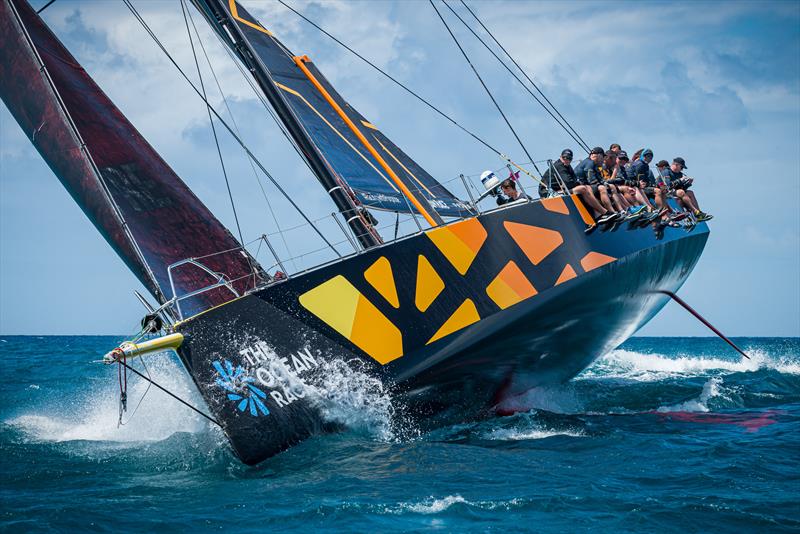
[496,178,531,205]
[540,148,578,197]
[601,150,632,211]
[630,148,668,214]
[668,157,712,221]
[574,147,619,218]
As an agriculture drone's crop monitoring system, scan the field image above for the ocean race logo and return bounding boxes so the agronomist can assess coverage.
[212,343,320,416]
[213,360,270,417]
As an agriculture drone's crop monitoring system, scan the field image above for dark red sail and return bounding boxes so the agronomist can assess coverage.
[0,0,263,317]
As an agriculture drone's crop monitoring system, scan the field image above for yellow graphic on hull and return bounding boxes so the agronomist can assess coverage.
[540,196,569,215]
[555,264,578,285]
[299,275,402,364]
[427,299,481,345]
[364,256,399,308]
[486,261,538,310]
[504,221,564,265]
[426,217,488,275]
[415,255,444,312]
[580,252,617,272]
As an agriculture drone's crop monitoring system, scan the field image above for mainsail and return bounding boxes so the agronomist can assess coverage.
[0,0,262,317]
[192,0,472,224]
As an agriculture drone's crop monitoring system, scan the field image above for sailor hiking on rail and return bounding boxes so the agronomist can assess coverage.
[519,143,714,233]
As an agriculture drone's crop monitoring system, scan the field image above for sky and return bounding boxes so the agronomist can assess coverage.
[1,0,798,336]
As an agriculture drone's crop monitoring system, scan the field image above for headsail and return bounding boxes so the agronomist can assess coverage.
[192,0,472,221]
[0,0,262,317]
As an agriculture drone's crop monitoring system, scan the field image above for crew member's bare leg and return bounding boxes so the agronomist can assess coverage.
[655,188,671,217]
[611,186,631,210]
[597,185,616,212]
[573,185,608,216]
[634,188,654,209]
[673,189,695,212]
[685,190,701,210]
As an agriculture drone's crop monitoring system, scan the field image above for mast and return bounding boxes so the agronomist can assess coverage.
[192,0,382,249]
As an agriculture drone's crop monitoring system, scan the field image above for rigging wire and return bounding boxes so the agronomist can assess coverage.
[180,0,246,249]
[459,0,591,153]
[443,0,591,154]
[275,0,503,158]
[35,0,56,14]
[121,0,339,255]
[214,33,336,251]
[117,359,221,426]
[118,353,152,426]
[429,0,543,175]
[183,4,297,271]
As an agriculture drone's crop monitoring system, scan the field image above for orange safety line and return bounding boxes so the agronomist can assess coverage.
[292,55,441,227]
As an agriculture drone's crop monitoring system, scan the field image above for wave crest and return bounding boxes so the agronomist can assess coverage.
[581,348,799,381]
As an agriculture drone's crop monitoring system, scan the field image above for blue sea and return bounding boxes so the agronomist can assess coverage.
[1,336,798,532]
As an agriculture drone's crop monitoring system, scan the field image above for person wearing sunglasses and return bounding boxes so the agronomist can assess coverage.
[539,148,579,198]
[666,157,712,222]
[496,177,531,205]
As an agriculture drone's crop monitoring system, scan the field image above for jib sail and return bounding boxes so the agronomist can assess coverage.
[192,0,472,221]
[0,0,262,317]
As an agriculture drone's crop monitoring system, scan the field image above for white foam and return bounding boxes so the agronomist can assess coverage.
[388,495,524,515]
[8,353,207,443]
[657,377,729,413]
[581,348,800,382]
[230,336,401,440]
[484,426,584,441]
[404,495,467,514]
[305,358,396,440]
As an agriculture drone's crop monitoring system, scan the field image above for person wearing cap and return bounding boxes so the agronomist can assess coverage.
[655,160,672,188]
[573,147,621,224]
[668,157,712,221]
[601,151,635,212]
[539,148,579,197]
[496,177,531,205]
[610,151,654,212]
[629,148,669,214]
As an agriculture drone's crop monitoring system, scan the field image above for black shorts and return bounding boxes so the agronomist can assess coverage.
[643,186,656,198]
[590,184,601,195]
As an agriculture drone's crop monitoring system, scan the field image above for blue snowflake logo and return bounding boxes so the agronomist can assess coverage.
[213,360,270,416]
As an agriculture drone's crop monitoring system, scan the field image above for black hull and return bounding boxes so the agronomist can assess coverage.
[175,196,708,464]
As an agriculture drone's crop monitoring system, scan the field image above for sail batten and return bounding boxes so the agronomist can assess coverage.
[0,0,261,318]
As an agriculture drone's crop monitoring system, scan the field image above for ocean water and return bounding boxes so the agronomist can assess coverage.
[1,336,798,532]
